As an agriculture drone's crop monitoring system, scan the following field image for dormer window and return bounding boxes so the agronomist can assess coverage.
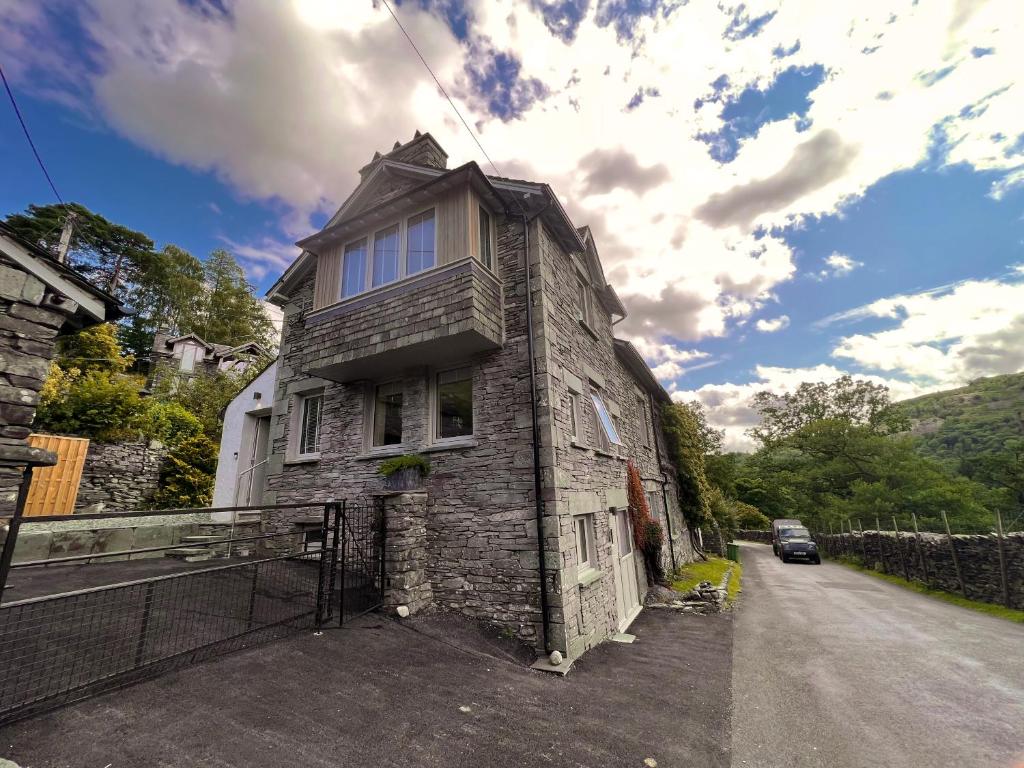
[372,224,400,287]
[342,239,368,298]
[179,342,200,372]
[576,275,594,329]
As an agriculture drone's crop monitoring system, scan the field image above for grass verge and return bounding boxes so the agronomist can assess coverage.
[670,556,743,606]
[832,555,1024,623]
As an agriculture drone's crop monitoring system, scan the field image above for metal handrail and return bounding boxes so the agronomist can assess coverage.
[16,501,328,524]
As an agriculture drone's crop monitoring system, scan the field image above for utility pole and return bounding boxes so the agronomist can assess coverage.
[55,211,77,264]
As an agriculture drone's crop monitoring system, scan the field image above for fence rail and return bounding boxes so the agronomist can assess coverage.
[0,495,385,726]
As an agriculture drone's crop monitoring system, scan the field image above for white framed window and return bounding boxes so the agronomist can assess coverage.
[576,275,594,328]
[179,343,199,372]
[407,208,436,275]
[567,388,582,443]
[591,392,622,449]
[478,206,493,270]
[371,224,400,288]
[296,391,323,458]
[574,514,597,574]
[371,382,403,447]
[434,366,473,441]
[342,238,368,298]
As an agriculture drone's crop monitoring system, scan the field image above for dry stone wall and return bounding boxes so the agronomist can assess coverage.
[819,530,1024,609]
[73,439,167,511]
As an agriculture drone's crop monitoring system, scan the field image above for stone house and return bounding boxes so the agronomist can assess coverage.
[147,330,268,389]
[259,132,697,663]
[0,221,128,516]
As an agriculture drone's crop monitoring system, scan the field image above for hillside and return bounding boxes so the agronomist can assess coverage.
[896,372,1024,466]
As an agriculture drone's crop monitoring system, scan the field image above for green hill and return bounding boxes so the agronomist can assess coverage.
[896,372,1024,467]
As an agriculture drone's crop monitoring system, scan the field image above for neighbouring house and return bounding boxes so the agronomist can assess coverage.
[147,330,268,389]
[252,131,697,664]
[0,221,129,516]
[212,360,277,511]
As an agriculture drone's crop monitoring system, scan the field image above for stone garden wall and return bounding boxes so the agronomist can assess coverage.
[818,530,1024,610]
[73,439,168,511]
[735,530,772,544]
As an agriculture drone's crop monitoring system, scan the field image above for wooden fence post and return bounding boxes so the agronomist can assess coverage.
[994,510,1011,608]
[875,516,887,573]
[857,519,868,563]
[940,510,967,599]
[911,513,930,588]
[892,517,910,581]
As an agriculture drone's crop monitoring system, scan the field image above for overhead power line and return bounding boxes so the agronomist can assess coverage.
[379,0,506,181]
[0,62,65,204]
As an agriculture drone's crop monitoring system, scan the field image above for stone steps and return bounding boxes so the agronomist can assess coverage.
[164,547,214,562]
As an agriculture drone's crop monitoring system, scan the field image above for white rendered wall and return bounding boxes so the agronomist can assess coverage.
[212,362,277,518]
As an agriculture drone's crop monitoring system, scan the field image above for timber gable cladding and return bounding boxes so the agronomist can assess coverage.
[262,132,695,662]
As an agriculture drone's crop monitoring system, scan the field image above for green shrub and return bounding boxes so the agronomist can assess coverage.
[377,454,431,478]
[151,434,218,509]
[139,400,204,446]
[35,369,147,442]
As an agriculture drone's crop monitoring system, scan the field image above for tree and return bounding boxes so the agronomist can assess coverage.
[35,368,148,442]
[55,323,132,374]
[749,376,909,447]
[686,400,725,455]
[148,361,270,440]
[4,202,155,296]
[151,435,218,508]
[198,249,275,348]
[661,402,713,530]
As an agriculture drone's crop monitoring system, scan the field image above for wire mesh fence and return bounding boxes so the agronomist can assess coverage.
[0,498,386,726]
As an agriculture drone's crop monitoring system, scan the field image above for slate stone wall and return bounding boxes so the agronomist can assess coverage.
[0,255,66,516]
[73,439,168,511]
[819,530,1024,609]
[736,530,772,544]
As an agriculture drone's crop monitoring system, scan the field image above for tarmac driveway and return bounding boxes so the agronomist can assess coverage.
[0,608,733,768]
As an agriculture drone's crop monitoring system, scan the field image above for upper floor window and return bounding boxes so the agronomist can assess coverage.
[179,342,199,372]
[342,239,368,298]
[591,391,622,450]
[576,276,594,328]
[372,225,399,287]
[479,206,492,270]
[637,394,652,448]
[435,366,473,440]
[568,389,582,442]
[372,382,403,447]
[407,209,436,275]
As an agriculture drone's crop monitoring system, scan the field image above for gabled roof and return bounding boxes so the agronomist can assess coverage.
[0,221,130,331]
[165,333,214,351]
[613,339,672,403]
[577,226,626,319]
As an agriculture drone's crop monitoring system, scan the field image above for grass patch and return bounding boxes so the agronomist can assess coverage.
[670,556,743,606]
[832,556,1024,623]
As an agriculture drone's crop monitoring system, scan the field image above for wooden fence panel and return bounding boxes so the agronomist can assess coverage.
[23,435,90,516]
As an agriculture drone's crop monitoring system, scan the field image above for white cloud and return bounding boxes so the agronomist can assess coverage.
[755,315,790,332]
[2,0,1022,355]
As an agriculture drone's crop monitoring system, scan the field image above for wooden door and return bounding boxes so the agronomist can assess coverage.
[611,509,642,631]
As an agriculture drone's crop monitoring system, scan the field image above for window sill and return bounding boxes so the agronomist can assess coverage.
[593,448,617,459]
[577,568,603,587]
[422,438,478,453]
[355,445,409,461]
[578,319,600,340]
[284,454,321,466]
[570,440,590,451]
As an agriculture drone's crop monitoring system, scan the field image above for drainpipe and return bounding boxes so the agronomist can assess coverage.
[648,397,677,572]
[520,206,553,655]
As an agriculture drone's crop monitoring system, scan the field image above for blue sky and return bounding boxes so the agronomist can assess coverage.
[2,0,1023,449]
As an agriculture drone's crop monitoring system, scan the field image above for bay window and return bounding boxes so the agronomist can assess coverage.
[407,209,436,275]
[479,206,492,270]
[372,224,399,287]
[342,239,368,298]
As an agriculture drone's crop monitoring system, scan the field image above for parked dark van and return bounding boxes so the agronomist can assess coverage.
[772,520,821,564]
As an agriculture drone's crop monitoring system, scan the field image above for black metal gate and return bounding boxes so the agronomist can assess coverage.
[0,498,386,726]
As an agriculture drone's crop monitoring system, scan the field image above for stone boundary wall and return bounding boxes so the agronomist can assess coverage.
[1,522,202,564]
[736,530,772,544]
[819,530,1024,610]
[73,439,168,511]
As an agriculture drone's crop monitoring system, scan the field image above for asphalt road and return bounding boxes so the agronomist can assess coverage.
[731,541,1024,768]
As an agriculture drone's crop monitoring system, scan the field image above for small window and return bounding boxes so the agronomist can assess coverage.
[436,366,473,440]
[568,390,582,442]
[372,382,403,447]
[342,239,368,298]
[615,509,633,556]
[298,393,323,456]
[179,343,198,372]
[591,392,622,448]
[637,395,651,448]
[574,514,597,573]
[576,276,593,327]
[647,491,660,519]
[372,225,400,287]
[478,206,492,270]
[407,209,436,275]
